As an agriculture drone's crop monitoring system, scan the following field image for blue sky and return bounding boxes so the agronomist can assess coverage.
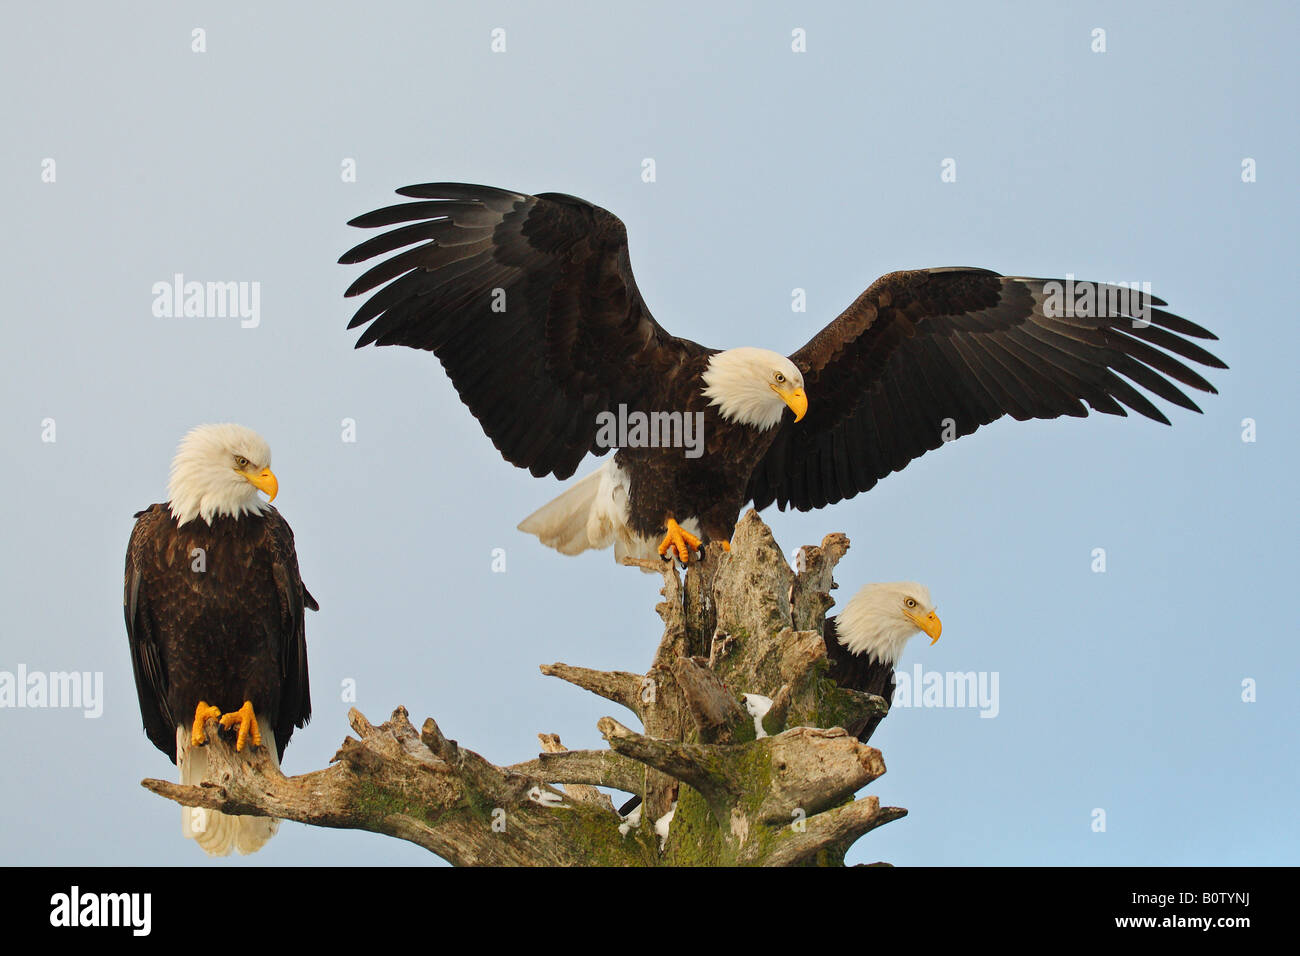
[1,1,1296,866]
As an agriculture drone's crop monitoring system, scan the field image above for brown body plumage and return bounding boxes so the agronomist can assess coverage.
[616,388,785,542]
[124,504,315,763]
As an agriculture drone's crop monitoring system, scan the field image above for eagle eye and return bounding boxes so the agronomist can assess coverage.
[905,598,917,608]
[775,372,786,384]
[235,455,249,469]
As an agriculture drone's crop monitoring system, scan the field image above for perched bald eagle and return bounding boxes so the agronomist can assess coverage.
[123,424,316,856]
[340,183,1226,564]
[823,582,941,743]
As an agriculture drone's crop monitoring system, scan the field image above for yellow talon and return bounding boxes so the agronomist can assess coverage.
[219,700,262,752]
[191,701,221,746]
[657,519,703,564]
[720,540,731,552]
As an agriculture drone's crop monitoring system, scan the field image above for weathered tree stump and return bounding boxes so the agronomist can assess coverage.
[144,511,904,866]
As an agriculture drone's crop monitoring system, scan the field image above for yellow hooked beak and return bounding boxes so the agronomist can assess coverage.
[244,466,278,502]
[905,608,943,646]
[772,384,808,422]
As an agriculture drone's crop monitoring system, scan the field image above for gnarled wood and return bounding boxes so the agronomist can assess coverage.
[143,513,906,866]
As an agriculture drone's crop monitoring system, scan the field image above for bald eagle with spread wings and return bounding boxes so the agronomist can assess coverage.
[340,183,1225,564]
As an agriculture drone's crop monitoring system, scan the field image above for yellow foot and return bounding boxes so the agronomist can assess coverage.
[657,518,703,564]
[191,701,221,746]
[218,700,262,752]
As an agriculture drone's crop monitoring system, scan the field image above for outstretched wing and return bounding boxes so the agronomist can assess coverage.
[341,183,712,479]
[749,268,1227,512]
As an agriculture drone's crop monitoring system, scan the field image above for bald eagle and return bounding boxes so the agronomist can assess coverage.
[823,582,941,743]
[123,424,316,855]
[340,183,1226,564]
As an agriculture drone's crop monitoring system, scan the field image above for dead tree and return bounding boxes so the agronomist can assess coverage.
[144,511,905,865]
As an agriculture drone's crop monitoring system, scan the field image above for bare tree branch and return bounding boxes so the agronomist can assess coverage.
[762,797,909,867]
[508,747,645,795]
[539,663,644,718]
[535,734,616,812]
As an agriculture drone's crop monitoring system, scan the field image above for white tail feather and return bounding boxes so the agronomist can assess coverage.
[517,463,618,555]
[517,459,699,567]
[176,717,281,856]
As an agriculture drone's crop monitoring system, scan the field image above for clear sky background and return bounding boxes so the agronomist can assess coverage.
[1,2,1295,866]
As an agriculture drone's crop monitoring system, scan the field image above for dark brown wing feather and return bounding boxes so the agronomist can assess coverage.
[750,268,1227,511]
[341,183,713,479]
[124,506,173,755]
[263,508,313,750]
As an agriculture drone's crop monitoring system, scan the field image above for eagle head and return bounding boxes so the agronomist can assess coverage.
[701,347,807,430]
[167,423,278,526]
[834,582,942,665]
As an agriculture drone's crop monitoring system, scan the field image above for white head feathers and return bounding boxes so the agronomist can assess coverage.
[701,348,806,430]
[834,581,941,665]
[167,423,275,526]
